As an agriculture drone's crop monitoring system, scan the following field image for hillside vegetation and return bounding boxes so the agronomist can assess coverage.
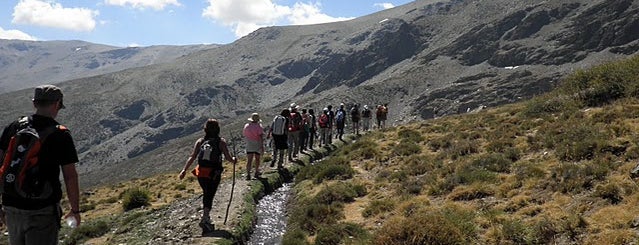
[284,55,639,245]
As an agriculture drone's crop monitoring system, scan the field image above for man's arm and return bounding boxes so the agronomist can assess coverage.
[62,163,81,226]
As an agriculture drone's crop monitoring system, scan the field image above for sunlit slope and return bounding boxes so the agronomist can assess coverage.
[284,55,639,244]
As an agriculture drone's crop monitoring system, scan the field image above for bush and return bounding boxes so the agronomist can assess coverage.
[472,153,513,173]
[549,161,609,193]
[121,188,151,211]
[374,205,476,245]
[295,158,355,184]
[397,128,425,143]
[341,138,381,160]
[315,223,369,245]
[594,182,623,204]
[63,220,110,245]
[362,198,396,217]
[393,140,421,156]
[314,182,361,205]
[402,154,437,176]
[289,203,343,233]
[282,228,310,245]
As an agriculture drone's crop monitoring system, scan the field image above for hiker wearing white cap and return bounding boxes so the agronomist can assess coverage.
[243,113,264,180]
[362,105,372,132]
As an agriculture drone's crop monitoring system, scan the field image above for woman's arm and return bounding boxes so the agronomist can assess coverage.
[220,138,237,164]
[179,139,201,179]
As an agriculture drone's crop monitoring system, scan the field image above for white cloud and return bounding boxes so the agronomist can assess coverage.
[0,26,37,41]
[287,2,352,25]
[374,3,395,9]
[12,0,99,32]
[104,0,181,10]
[203,0,352,38]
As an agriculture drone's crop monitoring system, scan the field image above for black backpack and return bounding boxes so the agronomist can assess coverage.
[0,116,57,200]
[197,137,222,170]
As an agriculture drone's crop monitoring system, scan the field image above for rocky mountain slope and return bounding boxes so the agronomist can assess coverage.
[0,0,638,189]
[0,39,215,93]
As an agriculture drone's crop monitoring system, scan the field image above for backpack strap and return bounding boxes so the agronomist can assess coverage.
[26,116,59,143]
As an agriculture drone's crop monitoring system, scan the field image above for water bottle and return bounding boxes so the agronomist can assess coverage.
[65,216,77,228]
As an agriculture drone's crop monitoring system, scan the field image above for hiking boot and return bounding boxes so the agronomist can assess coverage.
[270,160,275,168]
[199,220,215,234]
[254,172,261,179]
[246,175,251,181]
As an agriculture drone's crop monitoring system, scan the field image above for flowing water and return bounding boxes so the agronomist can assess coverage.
[247,183,292,245]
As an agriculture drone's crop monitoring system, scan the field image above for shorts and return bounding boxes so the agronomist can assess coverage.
[245,140,262,154]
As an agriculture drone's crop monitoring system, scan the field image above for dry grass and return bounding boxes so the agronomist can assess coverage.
[287,77,639,244]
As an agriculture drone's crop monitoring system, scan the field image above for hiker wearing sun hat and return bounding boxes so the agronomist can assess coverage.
[243,113,264,180]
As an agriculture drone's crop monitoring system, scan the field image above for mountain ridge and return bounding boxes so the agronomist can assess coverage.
[0,0,638,189]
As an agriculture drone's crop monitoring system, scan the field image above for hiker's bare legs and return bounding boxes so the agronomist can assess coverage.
[253,154,261,178]
[246,154,253,180]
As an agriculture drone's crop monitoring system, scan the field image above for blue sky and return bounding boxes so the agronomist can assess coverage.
[0,0,413,47]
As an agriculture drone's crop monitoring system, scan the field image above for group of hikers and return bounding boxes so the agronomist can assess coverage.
[180,101,390,232]
[0,84,392,241]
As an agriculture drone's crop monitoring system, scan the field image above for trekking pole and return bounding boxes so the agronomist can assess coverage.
[224,133,239,225]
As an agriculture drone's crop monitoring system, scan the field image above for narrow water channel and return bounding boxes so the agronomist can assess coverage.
[247,183,292,245]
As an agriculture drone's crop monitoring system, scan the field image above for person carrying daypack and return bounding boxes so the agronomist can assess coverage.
[0,85,80,244]
[327,105,334,144]
[299,108,309,152]
[243,113,264,180]
[308,109,317,150]
[335,103,346,140]
[318,108,330,146]
[350,104,360,135]
[288,104,303,161]
[268,109,289,168]
[362,105,372,131]
[179,118,237,233]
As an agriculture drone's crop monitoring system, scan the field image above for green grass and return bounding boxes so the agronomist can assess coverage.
[284,55,639,244]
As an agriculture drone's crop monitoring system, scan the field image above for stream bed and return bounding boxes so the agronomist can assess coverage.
[247,183,293,245]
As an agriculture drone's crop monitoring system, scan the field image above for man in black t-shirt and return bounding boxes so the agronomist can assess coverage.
[0,85,80,244]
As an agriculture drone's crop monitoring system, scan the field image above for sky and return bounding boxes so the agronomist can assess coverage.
[0,0,413,47]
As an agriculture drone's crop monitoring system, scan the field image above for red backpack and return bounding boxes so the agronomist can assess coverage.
[318,114,329,128]
[0,116,60,199]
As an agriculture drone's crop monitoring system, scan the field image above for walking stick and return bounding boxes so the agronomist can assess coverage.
[224,133,238,225]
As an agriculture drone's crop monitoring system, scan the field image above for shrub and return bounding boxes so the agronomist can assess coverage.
[397,128,425,143]
[393,140,421,156]
[314,182,360,205]
[63,220,110,245]
[513,161,546,180]
[500,219,530,244]
[282,228,310,245]
[472,153,513,173]
[362,198,396,217]
[174,183,186,190]
[540,121,608,161]
[296,158,355,184]
[121,188,151,211]
[549,161,610,193]
[443,139,479,160]
[453,165,498,185]
[289,203,342,233]
[402,154,436,176]
[594,182,623,204]
[315,223,369,245]
[342,138,381,160]
[374,205,476,245]
[448,184,494,201]
[400,177,425,195]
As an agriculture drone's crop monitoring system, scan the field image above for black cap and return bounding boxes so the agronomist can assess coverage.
[33,85,65,109]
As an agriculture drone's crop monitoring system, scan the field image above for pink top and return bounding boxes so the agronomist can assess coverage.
[243,122,264,142]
